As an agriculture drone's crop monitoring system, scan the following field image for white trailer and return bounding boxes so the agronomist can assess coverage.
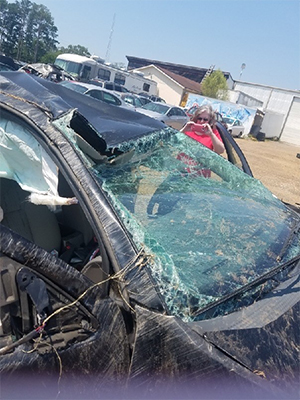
[54,53,157,95]
[260,110,285,139]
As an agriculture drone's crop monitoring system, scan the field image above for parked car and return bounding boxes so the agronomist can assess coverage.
[222,117,245,137]
[149,94,166,103]
[0,71,299,400]
[120,93,145,109]
[87,78,104,87]
[103,81,130,93]
[0,55,20,72]
[138,102,189,130]
[20,62,74,82]
[139,92,166,103]
[0,62,16,72]
[87,79,130,93]
[59,80,132,109]
[137,95,152,106]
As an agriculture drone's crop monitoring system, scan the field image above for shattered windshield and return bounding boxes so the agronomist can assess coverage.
[85,129,300,321]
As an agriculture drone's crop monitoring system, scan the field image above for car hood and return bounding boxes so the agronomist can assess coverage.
[190,262,300,396]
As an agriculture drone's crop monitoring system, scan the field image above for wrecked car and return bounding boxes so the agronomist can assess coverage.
[20,62,74,82]
[0,72,299,400]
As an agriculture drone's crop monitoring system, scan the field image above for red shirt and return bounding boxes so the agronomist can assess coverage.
[176,152,211,178]
[183,128,222,151]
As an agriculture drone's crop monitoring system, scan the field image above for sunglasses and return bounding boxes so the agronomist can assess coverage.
[197,117,209,122]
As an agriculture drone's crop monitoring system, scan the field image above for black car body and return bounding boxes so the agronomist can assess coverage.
[0,55,21,72]
[0,72,299,400]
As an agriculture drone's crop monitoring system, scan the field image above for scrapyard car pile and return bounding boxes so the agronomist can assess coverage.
[0,72,299,400]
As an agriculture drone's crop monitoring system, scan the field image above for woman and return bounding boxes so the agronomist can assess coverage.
[180,105,225,155]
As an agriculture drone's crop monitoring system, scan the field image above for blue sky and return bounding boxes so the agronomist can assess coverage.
[26,0,300,90]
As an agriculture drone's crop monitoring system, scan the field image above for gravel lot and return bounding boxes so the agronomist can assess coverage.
[236,138,300,207]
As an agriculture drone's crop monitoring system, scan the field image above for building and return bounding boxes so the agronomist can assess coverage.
[132,64,202,106]
[234,81,300,145]
[127,56,234,107]
[126,56,234,88]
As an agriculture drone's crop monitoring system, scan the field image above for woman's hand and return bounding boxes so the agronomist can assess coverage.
[180,121,197,133]
[192,123,213,136]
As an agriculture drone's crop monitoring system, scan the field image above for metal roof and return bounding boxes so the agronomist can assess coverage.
[126,56,232,83]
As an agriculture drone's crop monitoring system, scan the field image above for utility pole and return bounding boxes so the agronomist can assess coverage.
[105,13,116,63]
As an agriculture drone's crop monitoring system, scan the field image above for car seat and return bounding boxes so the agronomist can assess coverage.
[0,177,61,253]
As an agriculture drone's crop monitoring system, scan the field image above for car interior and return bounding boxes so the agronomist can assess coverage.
[0,169,115,352]
[0,174,110,293]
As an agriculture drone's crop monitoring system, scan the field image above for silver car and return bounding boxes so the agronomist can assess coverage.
[138,102,189,130]
[59,81,132,109]
[120,93,145,109]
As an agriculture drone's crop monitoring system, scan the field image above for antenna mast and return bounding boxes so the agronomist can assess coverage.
[239,63,246,79]
[105,13,116,63]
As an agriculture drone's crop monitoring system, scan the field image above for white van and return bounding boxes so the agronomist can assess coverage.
[55,54,158,95]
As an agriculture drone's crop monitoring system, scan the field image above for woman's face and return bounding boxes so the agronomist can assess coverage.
[195,110,210,124]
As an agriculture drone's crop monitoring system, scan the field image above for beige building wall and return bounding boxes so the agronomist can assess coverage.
[134,65,184,106]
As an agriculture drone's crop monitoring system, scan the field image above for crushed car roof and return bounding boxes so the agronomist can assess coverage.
[0,71,165,148]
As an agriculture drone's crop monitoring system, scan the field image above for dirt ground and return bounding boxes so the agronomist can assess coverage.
[236,137,300,207]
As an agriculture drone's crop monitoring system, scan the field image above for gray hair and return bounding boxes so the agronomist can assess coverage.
[192,105,216,127]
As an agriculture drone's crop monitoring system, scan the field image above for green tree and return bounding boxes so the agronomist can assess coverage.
[0,0,58,62]
[110,61,126,70]
[0,0,8,49]
[0,0,23,57]
[201,69,229,100]
[41,44,92,64]
[40,50,61,63]
[58,44,90,57]
[15,0,34,61]
[30,3,58,62]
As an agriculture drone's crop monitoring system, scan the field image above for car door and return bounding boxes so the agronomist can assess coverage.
[87,88,104,102]
[216,122,252,175]
[101,91,122,106]
[165,107,179,129]
[121,94,135,107]
[176,107,189,129]
[166,107,188,130]
[0,107,131,397]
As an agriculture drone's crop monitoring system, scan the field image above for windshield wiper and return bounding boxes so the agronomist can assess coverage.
[192,253,300,320]
[278,218,300,260]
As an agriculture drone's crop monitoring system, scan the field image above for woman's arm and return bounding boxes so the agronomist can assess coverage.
[209,129,225,154]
